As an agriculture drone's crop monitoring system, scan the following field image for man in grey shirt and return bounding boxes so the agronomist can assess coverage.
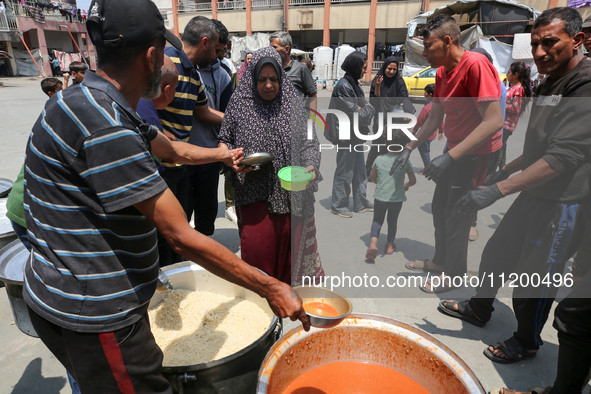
[270,31,317,111]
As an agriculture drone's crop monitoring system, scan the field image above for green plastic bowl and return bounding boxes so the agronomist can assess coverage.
[278,166,313,191]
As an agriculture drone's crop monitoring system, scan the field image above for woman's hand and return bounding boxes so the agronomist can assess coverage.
[375,75,383,88]
[305,165,317,189]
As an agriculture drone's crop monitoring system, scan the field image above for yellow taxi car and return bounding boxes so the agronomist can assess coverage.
[403,66,508,99]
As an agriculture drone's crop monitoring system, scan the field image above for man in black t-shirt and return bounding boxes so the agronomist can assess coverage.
[438,8,591,374]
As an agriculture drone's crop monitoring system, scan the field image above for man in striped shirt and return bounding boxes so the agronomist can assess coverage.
[157,16,223,230]
[23,1,309,392]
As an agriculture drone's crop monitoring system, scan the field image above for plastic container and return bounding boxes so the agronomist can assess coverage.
[333,44,356,80]
[312,46,333,82]
[277,166,312,191]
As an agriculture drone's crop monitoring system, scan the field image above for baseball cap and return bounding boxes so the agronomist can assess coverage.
[86,0,182,50]
[583,15,591,29]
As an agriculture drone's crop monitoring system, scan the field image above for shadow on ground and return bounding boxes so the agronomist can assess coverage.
[11,358,66,394]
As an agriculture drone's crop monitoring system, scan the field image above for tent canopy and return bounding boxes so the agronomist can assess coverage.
[407,0,540,41]
[403,0,540,77]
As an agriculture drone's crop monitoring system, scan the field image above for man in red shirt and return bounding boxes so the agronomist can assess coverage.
[392,14,504,292]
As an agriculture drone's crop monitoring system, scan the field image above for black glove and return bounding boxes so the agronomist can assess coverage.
[423,152,454,182]
[389,147,412,175]
[485,169,509,186]
[456,184,504,213]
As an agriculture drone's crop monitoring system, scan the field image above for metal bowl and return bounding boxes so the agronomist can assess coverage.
[293,285,352,329]
[241,152,274,171]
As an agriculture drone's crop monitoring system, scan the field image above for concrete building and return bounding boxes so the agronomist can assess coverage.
[0,0,95,77]
[153,0,569,82]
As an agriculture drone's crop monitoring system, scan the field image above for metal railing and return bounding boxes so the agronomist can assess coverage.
[178,0,420,13]
[0,11,19,32]
[180,2,212,12]
[252,0,282,9]
[9,0,84,23]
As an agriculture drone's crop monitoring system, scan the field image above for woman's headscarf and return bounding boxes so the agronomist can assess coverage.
[369,56,415,117]
[370,56,406,98]
[218,46,321,217]
[236,50,253,82]
[341,51,367,97]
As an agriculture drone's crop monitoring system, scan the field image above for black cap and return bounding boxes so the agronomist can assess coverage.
[86,0,182,50]
[583,15,591,29]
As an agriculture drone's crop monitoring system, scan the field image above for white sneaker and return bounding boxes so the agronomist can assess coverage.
[225,206,238,225]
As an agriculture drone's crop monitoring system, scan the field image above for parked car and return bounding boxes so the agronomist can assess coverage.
[403,66,508,99]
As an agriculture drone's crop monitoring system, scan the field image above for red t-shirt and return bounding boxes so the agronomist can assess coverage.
[434,51,503,155]
[413,102,444,141]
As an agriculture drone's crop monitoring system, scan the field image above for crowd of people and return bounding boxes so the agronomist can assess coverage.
[5,0,591,391]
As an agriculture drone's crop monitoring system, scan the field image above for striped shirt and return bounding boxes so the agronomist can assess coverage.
[157,46,208,140]
[23,71,168,333]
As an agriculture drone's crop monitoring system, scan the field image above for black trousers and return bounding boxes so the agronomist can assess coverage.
[431,153,495,277]
[158,166,192,265]
[469,193,586,350]
[187,162,221,236]
[28,307,171,394]
[549,265,591,393]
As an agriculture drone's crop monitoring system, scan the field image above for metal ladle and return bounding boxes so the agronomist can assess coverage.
[156,269,174,293]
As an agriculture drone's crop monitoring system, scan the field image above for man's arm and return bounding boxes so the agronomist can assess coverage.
[195,104,224,126]
[447,100,504,160]
[151,132,242,167]
[134,189,310,330]
[457,157,559,212]
[497,158,559,197]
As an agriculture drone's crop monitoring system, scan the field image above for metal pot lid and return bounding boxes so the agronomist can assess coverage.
[0,239,29,284]
[241,152,274,167]
[0,198,15,238]
[0,178,12,198]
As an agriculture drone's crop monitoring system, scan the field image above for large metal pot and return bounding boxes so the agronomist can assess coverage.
[0,239,36,337]
[257,313,486,394]
[0,198,17,253]
[150,262,282,394]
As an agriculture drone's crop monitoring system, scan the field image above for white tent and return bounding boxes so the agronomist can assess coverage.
[403,0,540,78]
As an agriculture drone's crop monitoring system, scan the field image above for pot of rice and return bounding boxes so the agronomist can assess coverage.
[148,261,281,394]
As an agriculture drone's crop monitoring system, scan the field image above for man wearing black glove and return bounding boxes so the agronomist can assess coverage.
[440,7,591,367]
[400,15,504,293]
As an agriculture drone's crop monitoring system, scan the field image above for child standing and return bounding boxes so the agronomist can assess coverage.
[414,83,444,174]
[366,130,417,259]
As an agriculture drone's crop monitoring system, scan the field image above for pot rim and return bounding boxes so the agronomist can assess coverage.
[256,312,486,394]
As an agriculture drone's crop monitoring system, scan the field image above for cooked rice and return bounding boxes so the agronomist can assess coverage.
[148,289,272,366]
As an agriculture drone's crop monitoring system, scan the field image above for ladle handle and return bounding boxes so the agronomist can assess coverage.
[156,269,174,293]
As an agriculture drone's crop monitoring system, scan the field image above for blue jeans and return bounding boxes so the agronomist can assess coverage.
[417,140,431,168]
[10,221,31,251]
[331,148,371,212]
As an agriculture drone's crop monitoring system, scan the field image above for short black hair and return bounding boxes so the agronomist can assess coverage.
[96,38,161,69]
[212,19,228,45]
[182,16,217,46]
[425,83,435,95]
[69,61,88,72]
[41,77,62,96]
[421,14,461,44]
[388,129,411,147]
[533,7,582,37]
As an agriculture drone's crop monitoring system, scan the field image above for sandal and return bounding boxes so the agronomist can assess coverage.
[405,259,443,273]
[437,300,486,327]
[419,274,458,294]
[483,335,537,364]
[385,242,396,255]
[366,246,378,260]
